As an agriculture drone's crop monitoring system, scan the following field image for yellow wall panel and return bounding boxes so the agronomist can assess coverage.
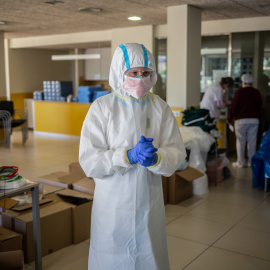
[34,101,90,136]
[171,107,185,127]
[0,93,33,109]
[11,93,33,109]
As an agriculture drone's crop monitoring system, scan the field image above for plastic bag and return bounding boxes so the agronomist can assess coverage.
[193,174,209,196]
[251,128,270,189]
[188,141,206,173]
[179,126,215,152]
[177,159,188,171]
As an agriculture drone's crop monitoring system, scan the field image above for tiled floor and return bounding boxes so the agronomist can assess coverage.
[1,130,270,270]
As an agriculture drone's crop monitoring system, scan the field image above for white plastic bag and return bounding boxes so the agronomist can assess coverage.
[179,126,215,152]
[193,174,209,196]
[188,141,206,173]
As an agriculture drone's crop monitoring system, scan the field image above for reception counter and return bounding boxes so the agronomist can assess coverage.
[34,101,185,137]
[34,101,226,149]
[34,101,91,136]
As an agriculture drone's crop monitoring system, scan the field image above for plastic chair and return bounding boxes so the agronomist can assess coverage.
[0,101,28,146]
[0,110,12,147]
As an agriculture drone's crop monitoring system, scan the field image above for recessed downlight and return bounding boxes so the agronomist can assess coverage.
[0,21,6,25]
[128,16,141,21]
[45,1,64,5]
[79,7,102,13]
[259,3,270,7]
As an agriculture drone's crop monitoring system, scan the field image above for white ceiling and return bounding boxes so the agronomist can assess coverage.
[1,0,270,49]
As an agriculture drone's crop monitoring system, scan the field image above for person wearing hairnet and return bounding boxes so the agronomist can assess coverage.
[79,43,186,270]
[227,74,262,168]
[200,77,234,121]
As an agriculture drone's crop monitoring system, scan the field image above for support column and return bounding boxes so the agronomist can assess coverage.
[4,39,10,101]
[0,33,6,98]
[167,5,201,109]
[253,32,264,91]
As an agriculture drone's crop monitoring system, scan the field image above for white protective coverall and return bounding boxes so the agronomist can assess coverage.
[200,81,224,121]
[79,43,186,270]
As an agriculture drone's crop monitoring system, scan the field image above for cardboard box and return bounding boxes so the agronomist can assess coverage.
[0,226,22,252]
[206,157,225,183]
[37,171,85,189]
[39,183,63,195]
[69,162,86,177]
[162,176,168,205]
[72,177,95,195]
[11,199,52,212]
[0,250,24,270]
[2,202,73,263]
[44,189,93,244]
[168,167,204,204]
[0,198,19,212]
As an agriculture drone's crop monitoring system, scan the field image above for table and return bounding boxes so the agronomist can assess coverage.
[0,180,42,270]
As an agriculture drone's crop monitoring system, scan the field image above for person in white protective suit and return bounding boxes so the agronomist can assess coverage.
[79,43,186,270]
[200,77,234,121]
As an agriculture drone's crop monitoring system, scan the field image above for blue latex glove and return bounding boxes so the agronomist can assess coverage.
[137,152,158,167]
[127,136,157,164]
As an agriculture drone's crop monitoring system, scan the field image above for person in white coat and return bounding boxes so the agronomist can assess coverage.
[200,77,234,121]
[79,43,186,270]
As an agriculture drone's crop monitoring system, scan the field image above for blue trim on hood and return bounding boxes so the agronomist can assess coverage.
[119,44,130,70]
[140,44,148,68]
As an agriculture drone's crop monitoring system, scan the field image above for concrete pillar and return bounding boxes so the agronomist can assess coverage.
[0,32,6,98]
[167,5,201,109]
[253,32,264,91]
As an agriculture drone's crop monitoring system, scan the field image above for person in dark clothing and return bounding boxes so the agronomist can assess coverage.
[227,74,262,168]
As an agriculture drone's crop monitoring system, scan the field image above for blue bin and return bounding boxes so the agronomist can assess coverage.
[77,86,103,103]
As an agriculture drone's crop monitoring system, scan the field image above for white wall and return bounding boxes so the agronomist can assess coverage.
[202,16,270,36]
[8,48,71,93]
[154,16,270,38]
[0,33,6,97]
[111,25,154,57]
[9,30,112,49]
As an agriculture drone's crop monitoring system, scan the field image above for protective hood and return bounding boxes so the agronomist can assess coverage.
[109,43,156,98]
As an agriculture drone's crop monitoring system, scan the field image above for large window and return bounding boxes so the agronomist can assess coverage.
[200,35,229,94]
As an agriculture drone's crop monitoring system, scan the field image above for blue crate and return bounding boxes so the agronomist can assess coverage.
[77,86,103,103]
[92,91,110,102]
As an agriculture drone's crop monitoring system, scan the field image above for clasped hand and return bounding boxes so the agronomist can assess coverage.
[128,136,158,167]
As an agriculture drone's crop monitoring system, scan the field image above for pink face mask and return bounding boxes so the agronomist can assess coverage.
[123,76,153,99]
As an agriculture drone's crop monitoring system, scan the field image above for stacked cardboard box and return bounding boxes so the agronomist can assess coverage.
[37,170,93,244]
[37,171,86,189]
[69,162,86,175]
[206,157,225,183]
[44,189,93,244]
[0,225,24,269]
[0,226,22,252]
[43,81,73,101]
[167,167,204,204]
[0,250,24,270]
[162,176,168,205]
[2,202,73,263]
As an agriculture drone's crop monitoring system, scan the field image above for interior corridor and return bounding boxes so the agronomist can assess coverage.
[1,130,270,270]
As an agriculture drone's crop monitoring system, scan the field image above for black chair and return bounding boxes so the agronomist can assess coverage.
[0,101,28,146]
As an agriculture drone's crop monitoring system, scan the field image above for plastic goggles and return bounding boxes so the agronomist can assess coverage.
[124,68,154,78]
[124,68,157,86]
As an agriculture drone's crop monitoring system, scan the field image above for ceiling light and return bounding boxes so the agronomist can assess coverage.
[79,7,102,13]
[0,21,6,25]
[52,54,101,61]
[45,1,64,5]
[128,16,141,21]
[259,3,270,7]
